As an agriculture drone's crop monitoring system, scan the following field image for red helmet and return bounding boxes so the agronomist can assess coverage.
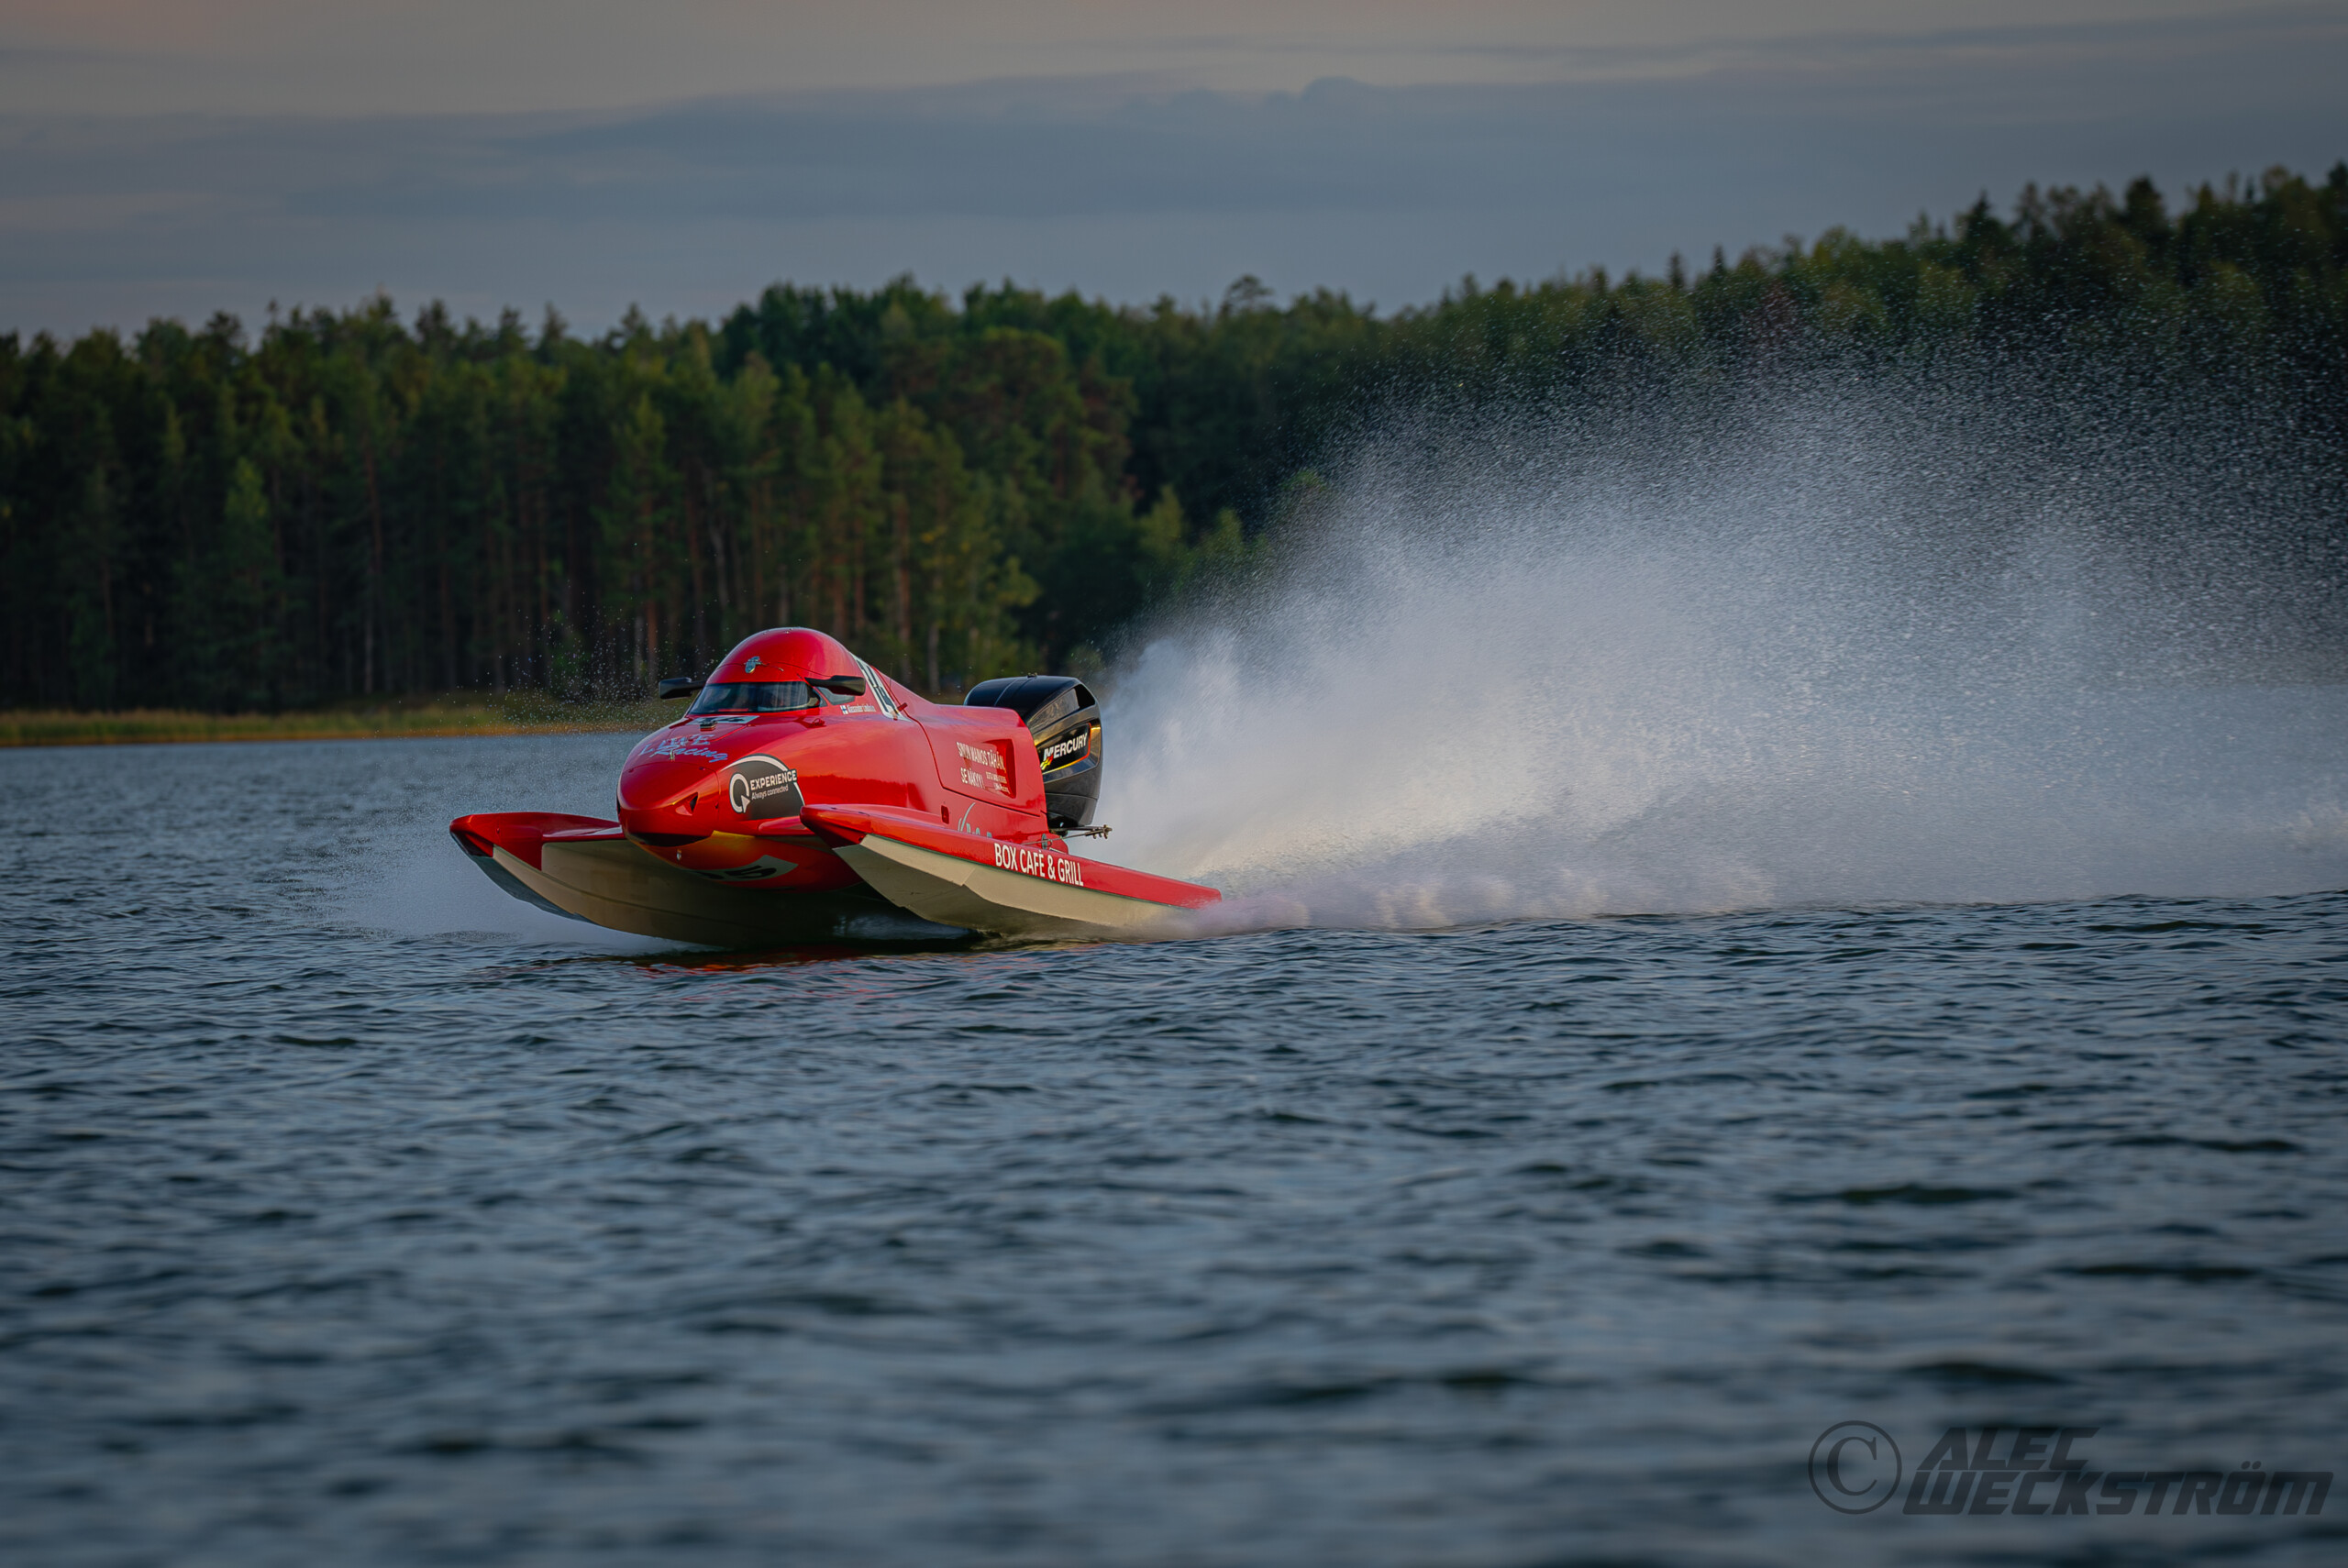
[707,627,858,683]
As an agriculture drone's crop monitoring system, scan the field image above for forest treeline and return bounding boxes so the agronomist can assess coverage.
[3,163,2344,712]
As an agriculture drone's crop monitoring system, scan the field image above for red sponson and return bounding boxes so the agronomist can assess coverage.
[448,812,620,869]
[801,805,1222,910]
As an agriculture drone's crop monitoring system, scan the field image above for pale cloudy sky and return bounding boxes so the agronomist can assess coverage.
[2,1,2342,333]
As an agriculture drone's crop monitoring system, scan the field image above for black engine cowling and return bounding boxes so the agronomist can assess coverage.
[962,675,1102,831]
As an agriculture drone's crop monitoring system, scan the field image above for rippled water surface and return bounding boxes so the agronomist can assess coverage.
[6,734,2345,1567]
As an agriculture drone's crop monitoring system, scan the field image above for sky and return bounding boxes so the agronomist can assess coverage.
[2,1,2343,335]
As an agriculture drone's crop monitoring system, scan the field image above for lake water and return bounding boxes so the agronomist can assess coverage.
[4,731,2345,1567]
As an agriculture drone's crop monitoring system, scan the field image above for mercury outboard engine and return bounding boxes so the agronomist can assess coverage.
[963,675,1102,831]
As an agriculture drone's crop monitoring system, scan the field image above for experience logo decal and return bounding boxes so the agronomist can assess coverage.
[727,755,803,818]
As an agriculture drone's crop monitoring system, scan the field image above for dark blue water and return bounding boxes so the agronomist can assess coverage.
[5,734,2345,1566]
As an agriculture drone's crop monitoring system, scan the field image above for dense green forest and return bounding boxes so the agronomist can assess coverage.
[3,164,2343,712]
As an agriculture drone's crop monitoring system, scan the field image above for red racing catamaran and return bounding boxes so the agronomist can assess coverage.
[449,627,1219,945]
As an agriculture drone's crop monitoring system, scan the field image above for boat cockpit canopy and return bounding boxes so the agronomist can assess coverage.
[687,679,834,715]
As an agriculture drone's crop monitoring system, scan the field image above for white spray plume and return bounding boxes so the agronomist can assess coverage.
[1098,362,2348,930]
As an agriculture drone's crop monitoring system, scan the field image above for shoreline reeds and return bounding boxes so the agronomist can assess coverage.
[0,701,669,748]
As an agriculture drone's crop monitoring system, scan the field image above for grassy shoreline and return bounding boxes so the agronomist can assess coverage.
[1,701,670,748]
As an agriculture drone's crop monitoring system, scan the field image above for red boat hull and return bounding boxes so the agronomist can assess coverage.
[449,627,1220,946]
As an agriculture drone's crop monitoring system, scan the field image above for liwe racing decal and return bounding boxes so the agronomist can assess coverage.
[649,733,729,763]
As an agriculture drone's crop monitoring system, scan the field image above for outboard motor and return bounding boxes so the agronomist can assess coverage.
[963,675,1102,831]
